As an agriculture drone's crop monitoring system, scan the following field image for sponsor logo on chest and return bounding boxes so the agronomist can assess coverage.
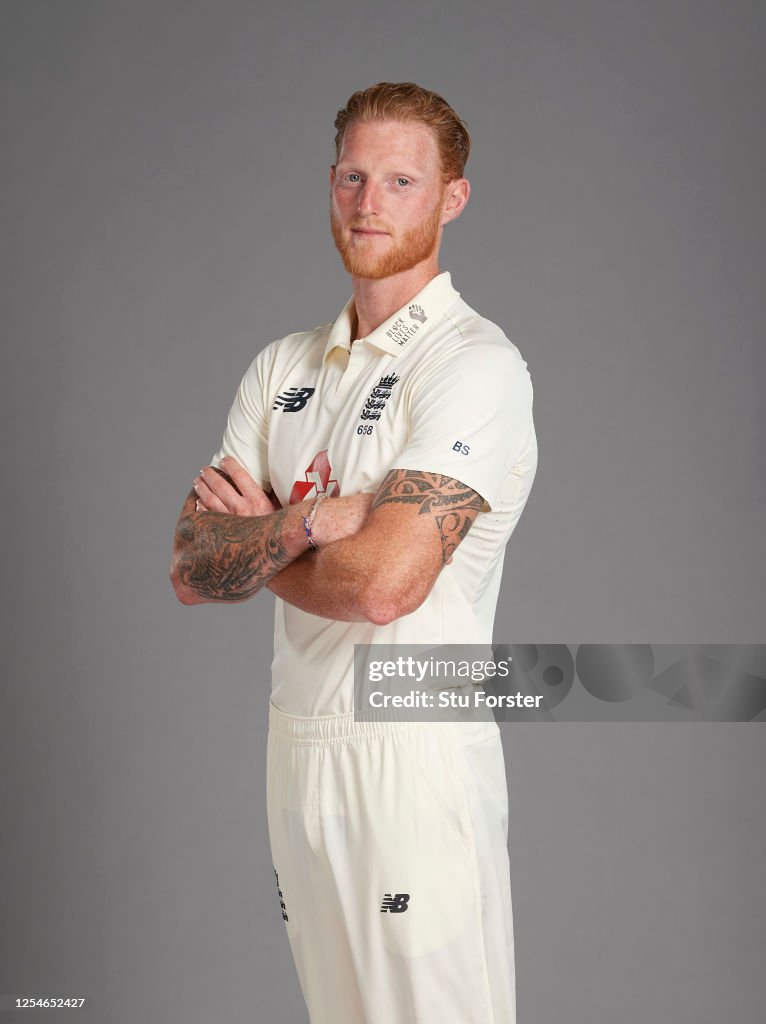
[289,449,341,504]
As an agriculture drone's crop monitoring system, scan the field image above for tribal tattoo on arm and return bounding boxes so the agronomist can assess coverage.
[173,491,294,602]
[372,470,484,565]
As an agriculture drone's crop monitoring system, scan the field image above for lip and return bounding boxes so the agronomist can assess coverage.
[351,228,389,236]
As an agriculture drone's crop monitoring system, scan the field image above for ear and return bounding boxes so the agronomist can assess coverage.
[441,178,470,225]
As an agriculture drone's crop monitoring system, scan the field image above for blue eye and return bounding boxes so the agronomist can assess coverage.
[346,173,361,182]
[396,177,410,187]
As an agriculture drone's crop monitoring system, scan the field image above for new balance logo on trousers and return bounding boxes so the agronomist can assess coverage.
[276,879,411,918]
[380,893,411,913]
[273,867,288,922]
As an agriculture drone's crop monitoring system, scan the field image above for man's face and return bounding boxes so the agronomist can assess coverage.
[330,119,449,280]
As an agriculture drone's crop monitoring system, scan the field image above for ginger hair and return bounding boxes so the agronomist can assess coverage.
[334,81,471,182]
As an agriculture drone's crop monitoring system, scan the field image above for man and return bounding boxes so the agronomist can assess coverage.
[170,82,537,1023]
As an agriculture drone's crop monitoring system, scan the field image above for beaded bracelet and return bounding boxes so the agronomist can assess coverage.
[303,492,328,550]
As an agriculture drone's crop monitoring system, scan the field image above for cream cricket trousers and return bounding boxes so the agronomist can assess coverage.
[266,701,516,1023]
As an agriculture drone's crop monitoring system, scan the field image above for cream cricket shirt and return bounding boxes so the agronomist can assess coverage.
[211,272,537,715]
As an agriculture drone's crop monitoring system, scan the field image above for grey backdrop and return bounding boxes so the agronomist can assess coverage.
[2,1,764,1021]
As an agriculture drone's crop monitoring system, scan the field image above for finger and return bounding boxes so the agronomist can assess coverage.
[199,466,244,512]
[193,473,230,514]
[209,463,243,495]
[219,455,264,501]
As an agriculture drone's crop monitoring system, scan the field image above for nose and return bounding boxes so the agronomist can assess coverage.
[356,180,379,216]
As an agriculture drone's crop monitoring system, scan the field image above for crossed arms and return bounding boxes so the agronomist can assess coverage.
[169,457,483,625]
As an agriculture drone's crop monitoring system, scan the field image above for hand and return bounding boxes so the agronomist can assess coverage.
[193,456,281,516]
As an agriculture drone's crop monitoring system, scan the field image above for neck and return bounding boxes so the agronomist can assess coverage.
[351,258,440,340]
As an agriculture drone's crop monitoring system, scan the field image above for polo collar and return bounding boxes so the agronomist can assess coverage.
[323,271,460,361]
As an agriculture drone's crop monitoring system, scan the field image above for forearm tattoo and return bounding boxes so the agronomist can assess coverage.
[174,506,293,601]
[372,469,483,564]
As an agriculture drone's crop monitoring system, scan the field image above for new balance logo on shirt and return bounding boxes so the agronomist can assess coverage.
[273,386,316,412]
[380,893,410,913]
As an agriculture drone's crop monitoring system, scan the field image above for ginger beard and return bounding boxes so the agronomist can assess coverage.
[330,187,446,280]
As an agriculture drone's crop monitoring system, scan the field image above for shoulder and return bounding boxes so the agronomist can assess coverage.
[411,299,533,396]
[241,322,332,380]
[257,321,332,361]
[445,299,529,369]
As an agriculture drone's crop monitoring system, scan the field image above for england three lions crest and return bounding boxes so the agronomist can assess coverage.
[359,373,400,423]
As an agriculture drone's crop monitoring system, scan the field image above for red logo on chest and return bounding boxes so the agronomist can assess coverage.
[289,449,341,504]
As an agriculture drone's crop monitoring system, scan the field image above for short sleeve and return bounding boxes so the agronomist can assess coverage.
[394,342,534,510]
[209,345,274,490]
